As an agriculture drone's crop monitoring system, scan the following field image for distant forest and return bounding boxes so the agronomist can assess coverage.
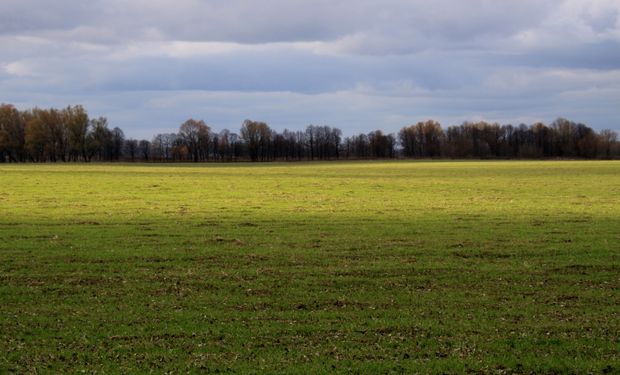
[1,103,618,162]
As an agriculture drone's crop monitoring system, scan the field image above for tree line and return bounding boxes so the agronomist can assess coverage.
[1,103,618,162]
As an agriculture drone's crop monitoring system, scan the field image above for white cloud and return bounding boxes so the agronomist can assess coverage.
[4,61,35,77]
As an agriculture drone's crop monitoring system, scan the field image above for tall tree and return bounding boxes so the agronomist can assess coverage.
[598,129,618,159]
[111,127,125,161]
[88,117,112,161]
[179,119,210,162]
[0,104,25,162]
[240,120,271,161]
[124,139,138,161]
[138,140,151,161]
[64,105,89,161]
[24,114,49,162]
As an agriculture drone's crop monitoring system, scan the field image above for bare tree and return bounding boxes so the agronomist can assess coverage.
[0,104,25,162]
[241,120,271,161]
[179,119,211,162]
[64,105,89,161]
[124,139,138,161]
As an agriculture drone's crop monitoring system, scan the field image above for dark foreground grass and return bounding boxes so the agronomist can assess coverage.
[0,161,618,373]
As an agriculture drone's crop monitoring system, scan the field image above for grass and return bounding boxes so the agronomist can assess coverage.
[0,160,618,373]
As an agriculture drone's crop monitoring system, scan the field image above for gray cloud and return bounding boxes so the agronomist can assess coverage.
[0,0,96,34]
[0,0,565,45]
[1,0,619,137]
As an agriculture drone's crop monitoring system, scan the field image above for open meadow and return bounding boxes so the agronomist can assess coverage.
[0,160,619,373]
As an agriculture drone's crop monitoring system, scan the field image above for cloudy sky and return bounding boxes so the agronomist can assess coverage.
[1,0,619,138]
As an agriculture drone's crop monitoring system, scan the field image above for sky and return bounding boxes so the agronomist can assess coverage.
[1,0,619,138]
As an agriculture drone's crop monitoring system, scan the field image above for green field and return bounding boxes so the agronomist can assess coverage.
[0,161,618,373]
